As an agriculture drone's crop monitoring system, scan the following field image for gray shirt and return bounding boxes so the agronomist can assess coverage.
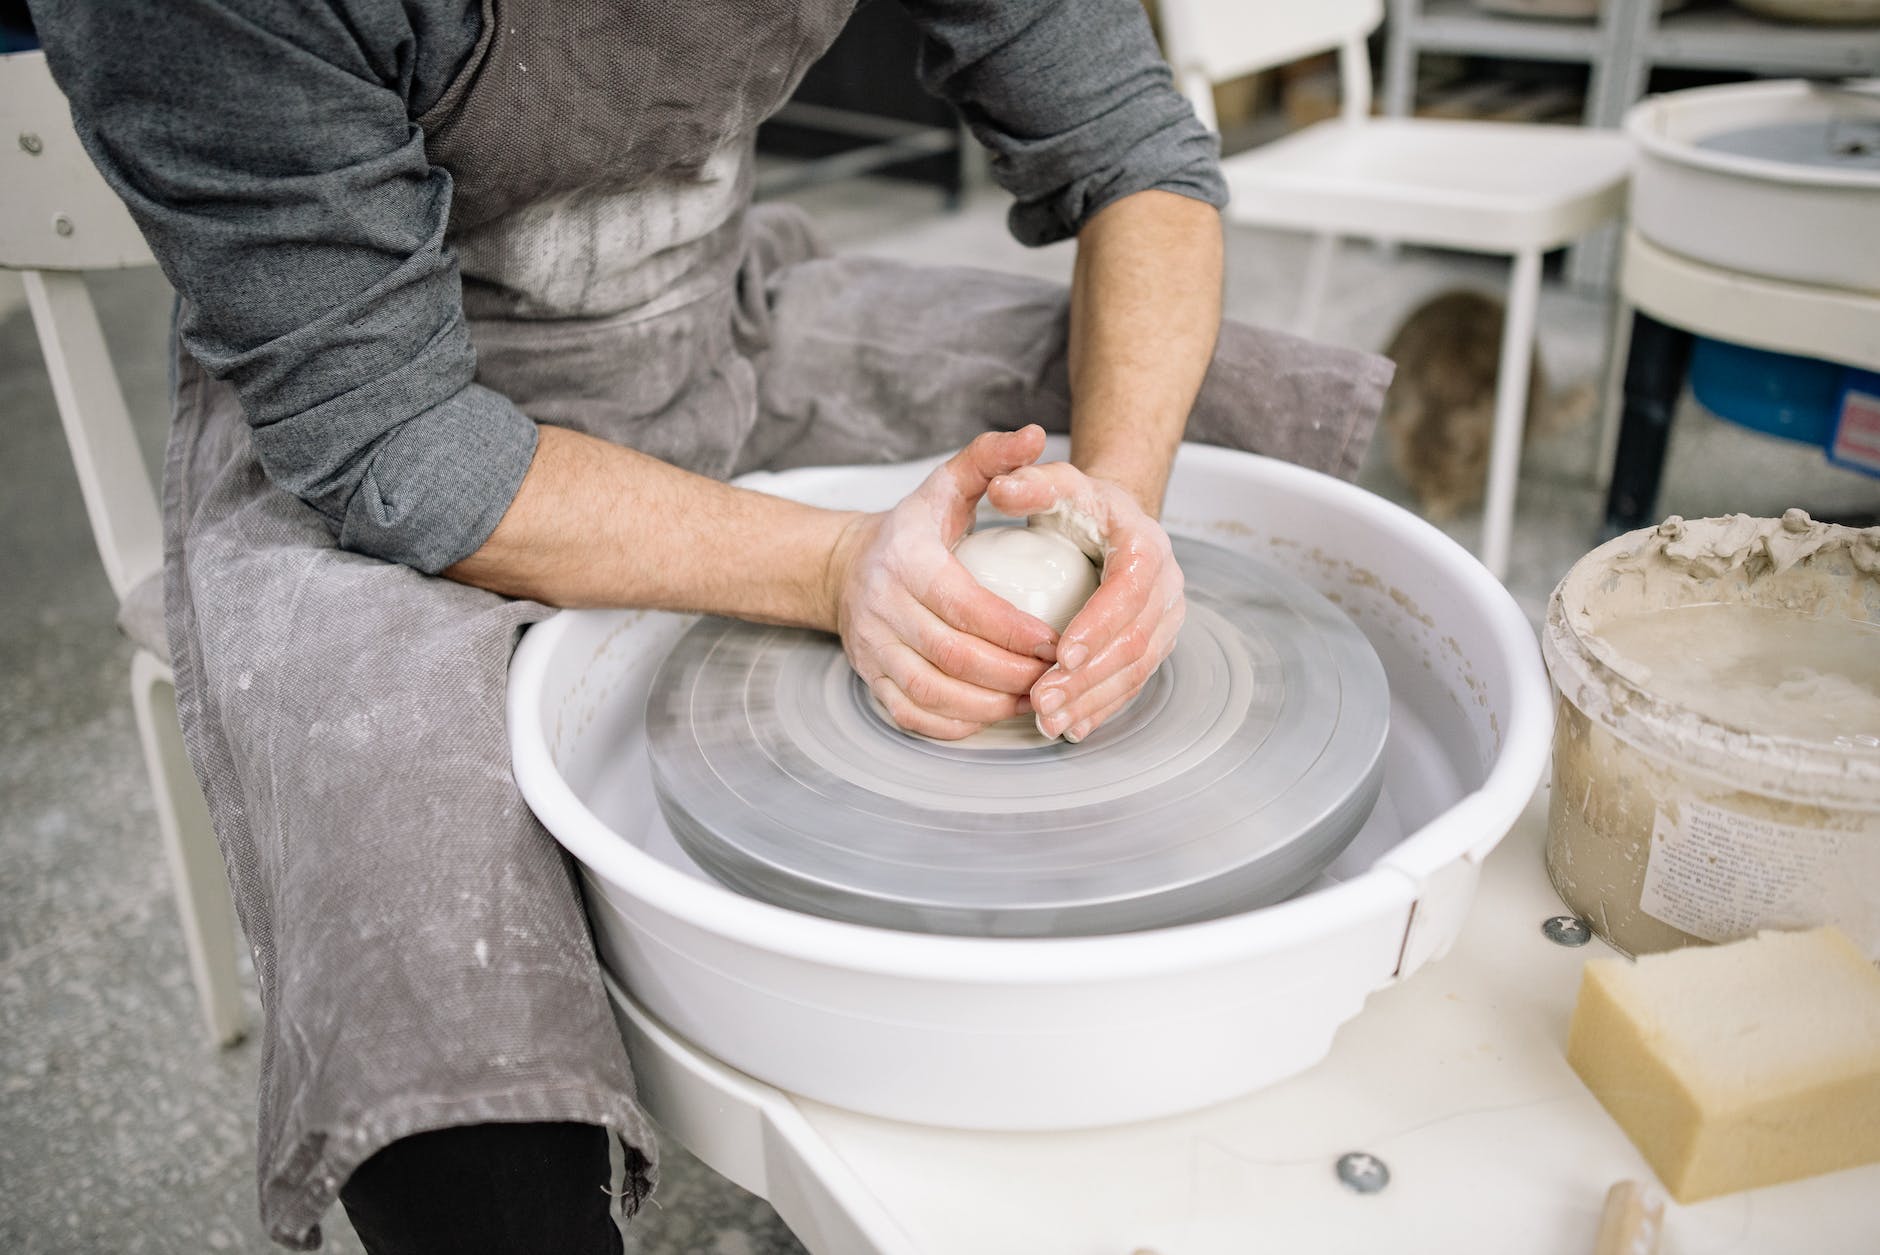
[34,0,1226,573]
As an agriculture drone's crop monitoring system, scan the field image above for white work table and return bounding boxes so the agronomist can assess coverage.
[609,788,1880,1254]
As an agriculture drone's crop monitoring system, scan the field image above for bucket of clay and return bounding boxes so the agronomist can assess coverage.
[1541,511,1880,960]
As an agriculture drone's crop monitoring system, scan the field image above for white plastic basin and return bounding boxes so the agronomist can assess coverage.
[508,441,1553,1130]
[1628,79,1880,293]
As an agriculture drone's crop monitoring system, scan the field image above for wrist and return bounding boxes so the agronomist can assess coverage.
[1071,418,1180,520]
[815,510,872,635]
[1077,458,1169,519]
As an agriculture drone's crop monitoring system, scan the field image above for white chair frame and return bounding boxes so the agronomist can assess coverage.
[4,51,245,1047]
[1159,0,1629,580]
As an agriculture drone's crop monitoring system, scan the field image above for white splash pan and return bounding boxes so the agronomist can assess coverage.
[508,441,1552,1130]
[1628,79,1880,293]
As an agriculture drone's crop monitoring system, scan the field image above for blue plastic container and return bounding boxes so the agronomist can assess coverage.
[1688,337,1843,448]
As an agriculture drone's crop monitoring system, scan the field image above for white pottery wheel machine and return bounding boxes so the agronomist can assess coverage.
[509,441,1552,1129]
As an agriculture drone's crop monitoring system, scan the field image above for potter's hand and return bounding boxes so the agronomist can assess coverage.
[986,463,1186,742]
[831,427,1059,739]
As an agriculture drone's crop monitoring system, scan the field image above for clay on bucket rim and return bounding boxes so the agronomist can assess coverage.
[1542,511,1880,811]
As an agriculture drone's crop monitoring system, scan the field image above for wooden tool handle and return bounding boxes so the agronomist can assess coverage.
[1594,1179,1667,1255]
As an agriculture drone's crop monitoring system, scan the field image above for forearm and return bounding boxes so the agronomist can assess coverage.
[1066,189,1224,516]
[445,425,859,629]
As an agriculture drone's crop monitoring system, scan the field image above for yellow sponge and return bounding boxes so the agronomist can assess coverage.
[1567,927,1880,1203]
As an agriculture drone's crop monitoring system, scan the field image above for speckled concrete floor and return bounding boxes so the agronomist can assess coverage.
[3,174,1872,1255]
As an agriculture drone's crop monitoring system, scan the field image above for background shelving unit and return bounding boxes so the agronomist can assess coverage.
[1382,0,1880,283]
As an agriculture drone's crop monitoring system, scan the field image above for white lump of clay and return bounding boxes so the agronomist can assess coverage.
[952,523,1100,634]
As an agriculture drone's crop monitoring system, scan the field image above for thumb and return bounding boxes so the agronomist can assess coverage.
[984,464,1066,518]
[935,425,1047,503]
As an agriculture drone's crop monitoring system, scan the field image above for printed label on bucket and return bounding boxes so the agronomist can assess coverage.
[1641,803,1846,944]
[1828,376,1880,478]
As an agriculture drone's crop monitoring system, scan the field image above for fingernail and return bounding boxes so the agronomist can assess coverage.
[1016,696,1033,715]
[1035,689,1065,716]
[1033,642,1057,662]
[1063,723,1088,744]
[1060,643,1088,671]
[1040,712,1068,737]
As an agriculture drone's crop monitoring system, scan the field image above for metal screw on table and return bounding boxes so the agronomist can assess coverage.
[19,132,43,155]
[52,214,75,237]
[1543,915,1593,947]
[1335,1151,1390,1194]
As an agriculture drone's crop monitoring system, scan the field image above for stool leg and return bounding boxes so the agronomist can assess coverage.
[1294,232,1338,339]
[132,651,246,1047]
[1481,247,1543,582]
[1593,303,1634,494]
[1603,310,1694,536]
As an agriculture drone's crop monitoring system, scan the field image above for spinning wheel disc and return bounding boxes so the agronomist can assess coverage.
[646,539,1389,936]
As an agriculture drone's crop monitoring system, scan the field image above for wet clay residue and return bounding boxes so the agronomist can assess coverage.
[1629,509,1880,582]
[1542,511,1880,959]
[1551,511,1880,762]
[1598,602,1880,746]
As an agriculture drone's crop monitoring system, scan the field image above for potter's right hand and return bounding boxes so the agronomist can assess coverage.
[829,427,1060,739]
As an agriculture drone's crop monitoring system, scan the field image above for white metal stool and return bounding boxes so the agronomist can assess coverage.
[2,50,245,1048]
[1158,0,1632,579]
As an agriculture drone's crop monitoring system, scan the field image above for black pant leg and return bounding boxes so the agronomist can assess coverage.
[339,1121,624,1255]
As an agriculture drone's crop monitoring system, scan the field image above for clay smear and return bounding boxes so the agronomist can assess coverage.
[1598,602,1880,747]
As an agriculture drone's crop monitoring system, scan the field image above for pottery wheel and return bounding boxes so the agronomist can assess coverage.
[646,538,1390,937]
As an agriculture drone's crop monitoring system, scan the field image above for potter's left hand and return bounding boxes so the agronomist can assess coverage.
[985,463,1186,742]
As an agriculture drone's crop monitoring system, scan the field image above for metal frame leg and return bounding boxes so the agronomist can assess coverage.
[1593,302,1634,493]
[1383,0,1420,121]
[1481,247,1544,582]
[1568,0,1662,290]
[1603,310,1695,536]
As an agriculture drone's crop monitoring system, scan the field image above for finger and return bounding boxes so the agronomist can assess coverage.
[920,560,1061,662]
[1060,687,1139,744]
[866,674,991,742]
[1034,576,1182,718]
[1033,611,1152,731]
[1036,602,1183,739]
[897,600,1051,693]
[935,425,1048,506]
[879,641,1027,726]
[984,463,1080,519]
[1054,539,1161,672]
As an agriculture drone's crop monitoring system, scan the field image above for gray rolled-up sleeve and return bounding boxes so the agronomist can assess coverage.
[32,0,532,574]
[900,0,1228,246]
